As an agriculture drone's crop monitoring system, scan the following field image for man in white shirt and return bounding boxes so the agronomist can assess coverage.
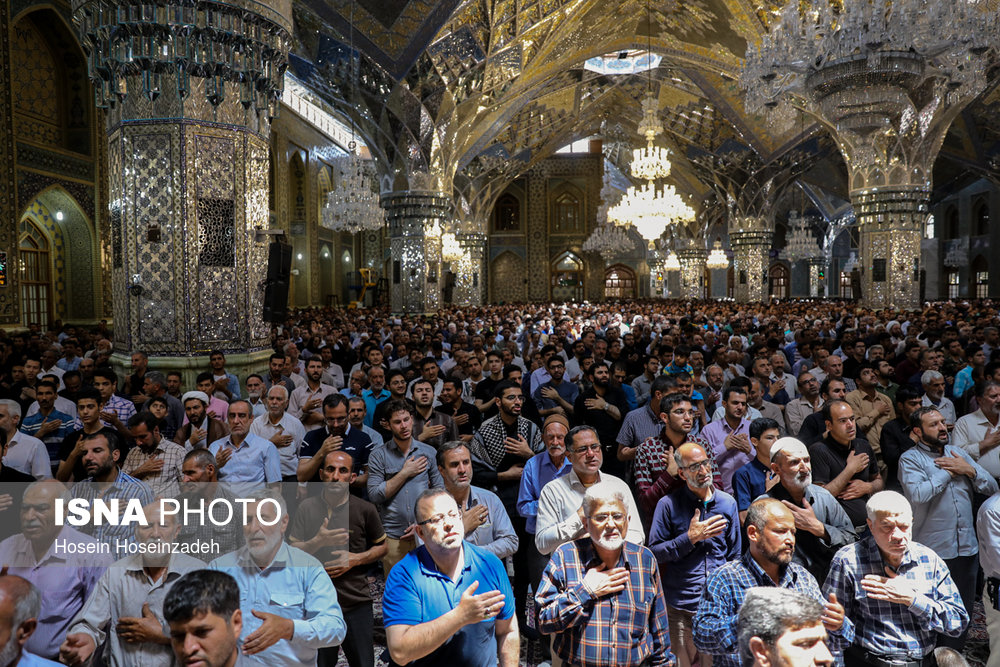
[289,357,338,433]
[535,425,644,556]
[953,380,1000,479]
[250,385,306,485]
[0,399,50,478]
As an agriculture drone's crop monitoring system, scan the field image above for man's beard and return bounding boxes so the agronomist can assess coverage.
[790,471,811,491]
[593,532,624,551]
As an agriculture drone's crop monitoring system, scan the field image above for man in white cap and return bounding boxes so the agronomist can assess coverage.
[174,391,230,451]
[761,437,856,584]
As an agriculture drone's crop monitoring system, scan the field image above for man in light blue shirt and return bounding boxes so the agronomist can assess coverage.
[899,405,998,651]
[210,495,346,667]
[208,400,281,496]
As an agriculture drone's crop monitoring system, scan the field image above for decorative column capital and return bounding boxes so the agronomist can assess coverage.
[381,191,454,238]
[729,229,774,248]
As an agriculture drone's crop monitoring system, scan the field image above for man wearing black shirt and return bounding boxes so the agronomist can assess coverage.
[436,377,480,442]
[573,363,628,478]
[299,393,372,490]
[879,385,923,491]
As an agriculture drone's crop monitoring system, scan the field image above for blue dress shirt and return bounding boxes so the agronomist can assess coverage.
[517,451,571,534]
[210,543,346,667]
[208,432,281,494]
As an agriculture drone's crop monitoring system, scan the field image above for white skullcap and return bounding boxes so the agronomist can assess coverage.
[182,391,210,406]
[769,436,808,462]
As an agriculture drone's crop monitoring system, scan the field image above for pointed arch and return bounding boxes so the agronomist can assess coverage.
[604,264,636,300]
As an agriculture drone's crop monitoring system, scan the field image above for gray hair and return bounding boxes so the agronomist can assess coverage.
[921,370,944,387]
[865,490,912,522]
[145,371,166,389]
[738,588,825,667]
[580,482,627,518]
[266,384,289,401]
[0,399,20,419]
[0,575,41,632]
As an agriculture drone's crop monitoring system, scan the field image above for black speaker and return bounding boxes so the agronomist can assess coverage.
[263,241,292,322]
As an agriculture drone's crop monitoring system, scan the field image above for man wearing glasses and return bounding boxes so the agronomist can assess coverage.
[535,425,644,556]
[383,488,519,667]
[298,393,372,490]
[649,443,741,667]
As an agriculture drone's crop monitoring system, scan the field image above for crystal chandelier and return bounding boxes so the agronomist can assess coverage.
[584,223,636,260]
[608,182,695,246]
[631,93,672,181]
[321,154,384,233]
[441,231,464,262]
[783,210,822,263]
[706,240,730,270]
[741,0,1000,120]
[664,251,681,272]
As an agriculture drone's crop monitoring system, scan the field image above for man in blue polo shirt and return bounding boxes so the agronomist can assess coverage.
[383,488,519,667]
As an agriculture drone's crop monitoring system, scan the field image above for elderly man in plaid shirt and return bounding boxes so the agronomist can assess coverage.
[823,491,967,667]
[536,481,673,667]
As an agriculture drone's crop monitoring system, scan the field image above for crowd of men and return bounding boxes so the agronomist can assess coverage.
[0,298,999,667]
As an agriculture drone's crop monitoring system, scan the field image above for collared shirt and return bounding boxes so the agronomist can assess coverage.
[785,397,823,438]
[210,543,346,667]
[535,469,644,555]
[412,409,459,450]
[208,432,281,494]
[517,451,571,534]
[898,441,998,558]
[631,374,655,407]
[366,438,443,538]
[809,434,881,526]
[382,542,513,667]
[73,393,137,432]
[532,378,579,412]
[694,551,854,667]
[616,404,664,452]
[69,471,153,547]
[20,410,75,461]
[361,424,384,450]
[26,397,77,420]
[700,418,752,494]
[762,483,857,583]
[978,492,1000,579]
[175,484,246,561]
[921,395,957,426]
[2,431,51,478]
[952,408,1000,478]
[881,417,916,490]
[361,388,391,427]
[212,371,241,401]
[648,487,741,612]
[954,365,975,400]
[68,552,204,667]
[288,383,339,432]
[121,438,186,498]
[300,424,372,480]
[731,458,770,512]
[250,412,306,477]
[824,535,967,660]
[0,526,111,659]
[537,539,674,667]
[444,487,519,559]
[632,432,715,517]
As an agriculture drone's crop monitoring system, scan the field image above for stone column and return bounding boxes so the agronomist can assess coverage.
[807,257,827,298]
[852,186,926,309]
[455,232,487,307]
[72,0,291,383]
[677,248,707,300]
[730,230,773,303]
[381,191,453,313]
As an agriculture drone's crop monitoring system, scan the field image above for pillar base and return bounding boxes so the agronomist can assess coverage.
[110,348,273,396]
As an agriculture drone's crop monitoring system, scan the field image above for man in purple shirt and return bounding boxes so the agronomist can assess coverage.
[701,386,753,493]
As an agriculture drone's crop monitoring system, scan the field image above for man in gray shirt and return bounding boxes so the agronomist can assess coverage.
[367,399,443,573]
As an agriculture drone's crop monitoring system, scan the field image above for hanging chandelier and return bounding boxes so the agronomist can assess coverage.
[631,93,672,181]
[441,231,464,262]
[584,223,636,260]
[321,154,384,233]
[608,182,695,246]
[783,210,822,263]
[664,251,681,272]
[706,240,730,270]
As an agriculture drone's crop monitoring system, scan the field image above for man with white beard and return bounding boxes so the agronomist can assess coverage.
[761,438,856,585]
[0,575,60,666]
[536,482,674,667]
[59,502,203,667]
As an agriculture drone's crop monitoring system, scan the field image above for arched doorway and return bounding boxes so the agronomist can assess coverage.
[19,220,52,329]
[604,264,636,300]
[769,263,789,300]
[551,251,584,301]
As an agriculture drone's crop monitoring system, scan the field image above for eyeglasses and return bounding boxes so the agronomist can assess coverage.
[680,460,712,473]
[417,510,462,526]
[590,512,625,523]
[571,443,602,454]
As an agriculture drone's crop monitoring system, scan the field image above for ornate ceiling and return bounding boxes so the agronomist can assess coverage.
[289,0,1000,234]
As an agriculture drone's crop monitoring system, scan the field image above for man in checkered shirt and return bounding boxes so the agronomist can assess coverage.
[823,491,967,667]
